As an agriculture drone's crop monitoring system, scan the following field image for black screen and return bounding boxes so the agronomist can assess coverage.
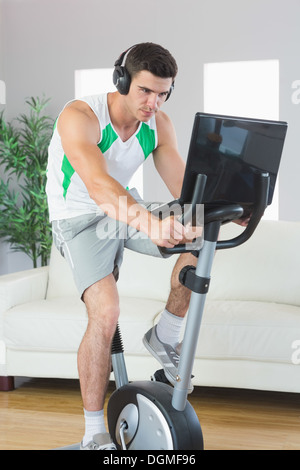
[180,113,287,210]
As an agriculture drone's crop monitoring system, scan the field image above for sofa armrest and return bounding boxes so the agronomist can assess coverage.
[0,266,49,314]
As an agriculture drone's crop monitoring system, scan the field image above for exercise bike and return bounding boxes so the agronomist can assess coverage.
[107,168,271,450]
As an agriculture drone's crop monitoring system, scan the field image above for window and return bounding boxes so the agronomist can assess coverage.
[74,68,143,196]
[0,80,6,104]
[204,60,280,219]
[75,68,115,98]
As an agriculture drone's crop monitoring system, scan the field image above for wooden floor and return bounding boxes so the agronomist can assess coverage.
[1,377,300,450]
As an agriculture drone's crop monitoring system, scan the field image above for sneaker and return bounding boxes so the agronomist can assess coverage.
[80,433,117,450]
[143,326,193,393]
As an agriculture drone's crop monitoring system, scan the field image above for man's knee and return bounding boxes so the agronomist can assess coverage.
[83,275,120,328]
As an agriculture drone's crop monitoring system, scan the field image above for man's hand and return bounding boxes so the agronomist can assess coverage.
[149,216,203,248]
[234,213,252,227]
[148,216,185,248]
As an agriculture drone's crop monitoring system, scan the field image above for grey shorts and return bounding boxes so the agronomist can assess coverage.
[51,190,164,298]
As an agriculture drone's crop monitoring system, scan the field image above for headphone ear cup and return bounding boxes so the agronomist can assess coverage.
[113,64,131,95]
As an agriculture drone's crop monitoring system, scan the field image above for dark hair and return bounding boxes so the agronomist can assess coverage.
[125,43,178,81]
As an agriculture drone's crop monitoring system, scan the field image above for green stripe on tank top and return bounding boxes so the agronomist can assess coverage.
[98,123,118,154]
[136,122,155,159]
[61,155,75,199]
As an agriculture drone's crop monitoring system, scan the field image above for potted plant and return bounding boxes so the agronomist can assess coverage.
[0,96,54,268]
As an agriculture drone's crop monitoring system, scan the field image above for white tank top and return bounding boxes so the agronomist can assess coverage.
[46,93,158,221]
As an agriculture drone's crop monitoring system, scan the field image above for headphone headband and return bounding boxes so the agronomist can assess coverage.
[114,45,136,68]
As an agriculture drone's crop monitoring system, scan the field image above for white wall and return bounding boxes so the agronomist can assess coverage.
[1,0,300,272]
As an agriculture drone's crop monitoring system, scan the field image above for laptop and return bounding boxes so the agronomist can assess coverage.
[179,112,288,214]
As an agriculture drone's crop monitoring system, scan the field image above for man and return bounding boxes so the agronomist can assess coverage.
[46,42,198,450]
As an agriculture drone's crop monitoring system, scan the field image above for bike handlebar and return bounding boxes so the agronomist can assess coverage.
[159,171,270,256]
[216,172,270,250]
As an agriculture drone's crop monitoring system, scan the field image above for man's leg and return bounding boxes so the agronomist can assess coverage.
[154,252,197,347]
[143,252,197,388]
[78,273,119,447]
[166,252,196,318]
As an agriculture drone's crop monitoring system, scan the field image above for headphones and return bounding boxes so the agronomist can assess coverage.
[113,45,174,101]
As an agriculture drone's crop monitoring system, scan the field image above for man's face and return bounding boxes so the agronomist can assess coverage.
[125,70,173,122]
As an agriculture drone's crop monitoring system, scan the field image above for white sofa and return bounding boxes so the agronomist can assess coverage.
[1,220,300,393]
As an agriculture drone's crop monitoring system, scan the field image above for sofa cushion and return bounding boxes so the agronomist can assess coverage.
[209,220,300,306]
[46,246,79,299]
[117,249,178,300]
[3,296,165,355]
[196,300,300,364]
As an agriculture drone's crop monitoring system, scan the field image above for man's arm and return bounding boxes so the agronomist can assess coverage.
[153,111,205,241]
[152,111,186,200]
[57,101,185,248]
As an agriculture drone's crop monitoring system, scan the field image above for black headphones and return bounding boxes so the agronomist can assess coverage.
[113,46,174,101]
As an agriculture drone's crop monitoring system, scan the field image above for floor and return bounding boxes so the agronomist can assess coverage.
[1,377,300,450]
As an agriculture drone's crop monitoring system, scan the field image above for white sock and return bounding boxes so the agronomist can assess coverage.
[82,409,106,446]
[156,309,184,348]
